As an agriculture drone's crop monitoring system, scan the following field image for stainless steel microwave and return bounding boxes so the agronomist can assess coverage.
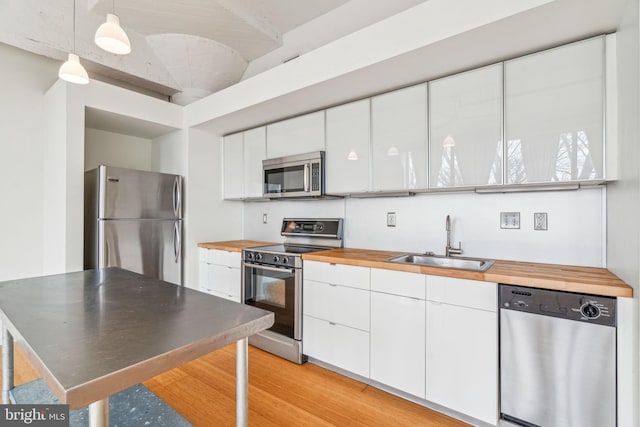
[263,151,324,198]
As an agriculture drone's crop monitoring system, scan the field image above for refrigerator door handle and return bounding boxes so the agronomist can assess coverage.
[173,221,181,263]
[173,177,181,218]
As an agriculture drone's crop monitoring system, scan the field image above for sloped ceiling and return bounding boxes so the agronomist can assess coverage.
[0,0,424,104]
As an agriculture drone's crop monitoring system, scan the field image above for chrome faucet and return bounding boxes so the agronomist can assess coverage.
[445,215,462,257]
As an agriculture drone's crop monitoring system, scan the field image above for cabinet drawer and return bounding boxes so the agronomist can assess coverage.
[208,249,241,268]
[303,279,369,331]
[427,276,497,312]
[207,264,241,299]
[303,261,370,290]
[371,268,426,299]
[303,315,369,378]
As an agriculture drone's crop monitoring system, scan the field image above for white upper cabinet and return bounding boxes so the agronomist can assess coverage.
[429,64,503,188]
[325,99,371,194]
[505,37,604,184]
[243,127,266,199]
[371,85,428,191]
[266,111,325,159]
[223,132,243,200]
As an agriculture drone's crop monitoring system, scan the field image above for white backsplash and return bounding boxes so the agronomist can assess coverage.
[243,187,605,267]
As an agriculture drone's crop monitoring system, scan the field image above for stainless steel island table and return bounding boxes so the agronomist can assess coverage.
[0,267,274,427]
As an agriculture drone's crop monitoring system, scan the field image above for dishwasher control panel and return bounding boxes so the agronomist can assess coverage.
[499,284,616,327]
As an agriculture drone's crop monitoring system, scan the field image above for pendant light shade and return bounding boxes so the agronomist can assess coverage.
[59,53,89,84]
[95,14,131,54]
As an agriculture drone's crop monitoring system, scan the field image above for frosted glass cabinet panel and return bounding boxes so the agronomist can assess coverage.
[371,85,427,191]
[429,64,503,187]
[505,37,604,184]
[223,132,243,199]
[266,111,325,159]
[243,127,266,199]
[325,99,371,194]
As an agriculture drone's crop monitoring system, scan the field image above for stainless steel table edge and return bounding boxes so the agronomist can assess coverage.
[63,316,274,409]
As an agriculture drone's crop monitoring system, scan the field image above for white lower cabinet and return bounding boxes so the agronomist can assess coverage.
[425,276,498,424]
[370,268,426,399]
[370,290,426,399]
[303,261,370,377]
[302,261,498,423]
[198,248,242,302]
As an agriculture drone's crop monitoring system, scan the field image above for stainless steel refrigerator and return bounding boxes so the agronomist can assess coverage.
[84,165,183,285]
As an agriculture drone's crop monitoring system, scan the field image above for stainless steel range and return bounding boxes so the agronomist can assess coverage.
[242,218,343,364]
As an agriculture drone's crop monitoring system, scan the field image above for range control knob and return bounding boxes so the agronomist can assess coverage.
[255,253,263,261]
[273,255,280,263]
[281,257,289,265]
[247,252,254,260]
[580,303,601,319]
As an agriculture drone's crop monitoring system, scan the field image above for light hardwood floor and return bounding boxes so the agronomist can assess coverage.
[2,344,469,426]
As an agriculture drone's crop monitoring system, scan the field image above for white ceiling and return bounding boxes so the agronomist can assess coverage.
[0,0,424,104]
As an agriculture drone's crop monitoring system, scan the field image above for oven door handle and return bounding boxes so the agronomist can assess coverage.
[245,264,296,274]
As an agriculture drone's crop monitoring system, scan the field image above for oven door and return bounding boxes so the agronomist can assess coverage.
[242,262,301,340]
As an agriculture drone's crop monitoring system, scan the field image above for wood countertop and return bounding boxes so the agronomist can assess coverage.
[302,248,633,298]
[197,240,275,252]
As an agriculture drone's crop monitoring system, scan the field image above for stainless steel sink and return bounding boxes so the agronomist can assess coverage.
[386,253,495,272]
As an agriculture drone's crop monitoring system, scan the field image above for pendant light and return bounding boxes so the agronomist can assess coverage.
[59,0,89,84]
[95,1,131,55]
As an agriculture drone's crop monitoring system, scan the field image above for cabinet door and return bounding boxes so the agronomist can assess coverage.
[223,132,244,199]
[371,85,427,191]
[370,291,425,398]
[429,64,502,187]
[426,302,497,424]
[266,111,325,159]
[325,99,371,194]
[303,315,369,377]
[505,37,604,184]
[243,127,266,198]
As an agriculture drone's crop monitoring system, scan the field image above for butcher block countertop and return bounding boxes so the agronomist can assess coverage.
[302,248,633,298]
[198,240,274,252]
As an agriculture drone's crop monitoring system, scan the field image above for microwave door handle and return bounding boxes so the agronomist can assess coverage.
[304,163,310,192]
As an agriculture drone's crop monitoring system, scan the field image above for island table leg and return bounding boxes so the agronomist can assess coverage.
[89,398,109,427]
[2,326,13,404]
[237,337,248,427]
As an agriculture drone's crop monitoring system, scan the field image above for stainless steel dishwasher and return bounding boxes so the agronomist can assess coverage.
[500,284,616,427]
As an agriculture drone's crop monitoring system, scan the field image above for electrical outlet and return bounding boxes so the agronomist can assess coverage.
[387,212,396,227]
[534,212,548,230]
[500,212,520,229]
[262,213,268,224]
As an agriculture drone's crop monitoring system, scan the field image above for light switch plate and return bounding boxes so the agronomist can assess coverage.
[534,212,548,230]
[262,213,268,224]
[387,212,396,227]
[500,212,520,229]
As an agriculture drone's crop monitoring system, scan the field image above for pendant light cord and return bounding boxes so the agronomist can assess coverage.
[72,0,76,53]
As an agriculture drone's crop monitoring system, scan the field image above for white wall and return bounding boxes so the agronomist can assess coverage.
[244,188,605,267]
[608,0,640,424]
[181,129,243,288]
[0,43,58,281]
[85,128,152,171]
